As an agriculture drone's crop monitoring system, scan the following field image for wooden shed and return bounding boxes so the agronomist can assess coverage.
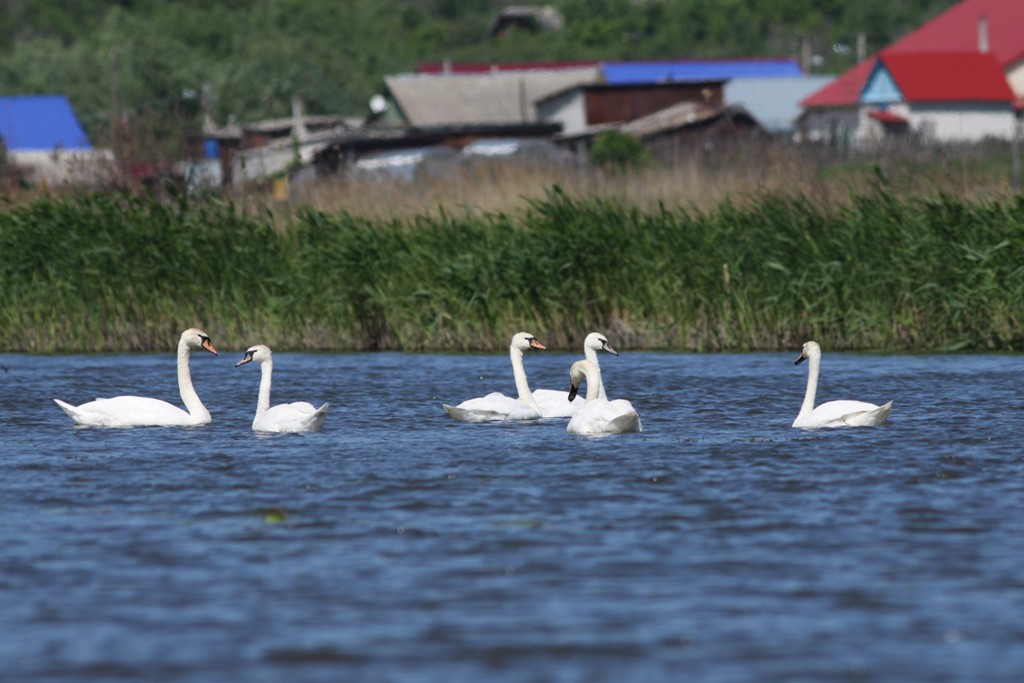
[537,82,724,135]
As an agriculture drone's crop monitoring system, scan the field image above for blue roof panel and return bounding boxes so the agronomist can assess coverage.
[602,60,803,85]
[0,95,92,151]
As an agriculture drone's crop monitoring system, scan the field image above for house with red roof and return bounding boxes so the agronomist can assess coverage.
[799,0,1024,145]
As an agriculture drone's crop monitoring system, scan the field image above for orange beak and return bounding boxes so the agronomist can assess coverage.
[202,338,218,356]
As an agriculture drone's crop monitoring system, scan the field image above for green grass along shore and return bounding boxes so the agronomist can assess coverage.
[2,187,1023,353]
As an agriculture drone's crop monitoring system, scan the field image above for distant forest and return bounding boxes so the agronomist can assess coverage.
[1,0,954,144]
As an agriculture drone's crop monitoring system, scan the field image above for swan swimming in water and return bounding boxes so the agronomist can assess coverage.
[443,332,546,422]
[236,344,328,433]
[792,340,892,429]
[533,332,619,418]
[565,359,642,435]
[53,328,218,427]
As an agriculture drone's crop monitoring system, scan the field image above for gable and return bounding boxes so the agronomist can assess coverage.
[861,64,903,104]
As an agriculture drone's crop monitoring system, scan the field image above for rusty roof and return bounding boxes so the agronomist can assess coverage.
[620,101,759,139]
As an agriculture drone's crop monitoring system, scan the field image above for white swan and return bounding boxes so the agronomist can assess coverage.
[236,344,328,433]
[533,332,619,417]
[54,328,218,427]
[792,340,892,429]
[443,332,546,422]
[566,359,642,435]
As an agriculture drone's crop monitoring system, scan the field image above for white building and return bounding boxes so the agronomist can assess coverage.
[799,0,1024,146]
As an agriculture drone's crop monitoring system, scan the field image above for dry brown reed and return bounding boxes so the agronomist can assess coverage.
[231,139,1021,222]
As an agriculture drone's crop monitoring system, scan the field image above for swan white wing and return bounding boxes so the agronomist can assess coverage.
[253,402,329,433]
[567,398,642,436]
[532,388,581,418]
[842,400,892,426]
[444,392,542,422]
[54,396,198,427]
[793,399,892,429]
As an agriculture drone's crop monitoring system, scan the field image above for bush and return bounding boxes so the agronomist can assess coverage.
[589,130,653,171]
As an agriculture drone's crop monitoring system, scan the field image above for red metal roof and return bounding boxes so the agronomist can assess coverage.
[802,0,1024,107]
[877,51,1013,102]
[868,109,907,124]
[801,57,878,107]
[893,0,1024,68]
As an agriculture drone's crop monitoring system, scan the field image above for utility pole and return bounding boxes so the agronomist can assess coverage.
[110,47,121,174]
[1013,114,1022,191]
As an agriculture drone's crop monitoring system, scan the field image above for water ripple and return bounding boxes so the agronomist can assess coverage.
[3,351,1024,681]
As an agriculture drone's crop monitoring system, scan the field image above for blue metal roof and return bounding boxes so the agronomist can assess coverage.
[602,60,803,85]
[0,95,92,151]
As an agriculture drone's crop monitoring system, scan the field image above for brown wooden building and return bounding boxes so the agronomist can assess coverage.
[537,81,725,135]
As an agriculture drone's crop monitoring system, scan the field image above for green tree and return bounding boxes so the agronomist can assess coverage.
[0,0,959,140]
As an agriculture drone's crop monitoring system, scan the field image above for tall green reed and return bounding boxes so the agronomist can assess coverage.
[2,187,1023,352]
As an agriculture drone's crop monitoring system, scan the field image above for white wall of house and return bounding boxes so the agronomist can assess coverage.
[536,89,588,135]
[859,103,910,142]
[10,149,114,186]
[800,102,1016,146]
[231,137,325,183]
[908,103,1016,142]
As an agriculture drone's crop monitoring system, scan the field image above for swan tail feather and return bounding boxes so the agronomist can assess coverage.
[308,403,328,431]
[609,412,642,434]
[570,411,642,436]
[54,398,80,420]
[54,398,117,427]
[844,400,892,426]
[444,404,519,422]
[445,404,489,422]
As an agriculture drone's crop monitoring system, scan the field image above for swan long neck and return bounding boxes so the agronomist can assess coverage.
[510,345,541,412]
[177,339,210,422]
[798,352,820,422]
[581,363,602,402]
[256,358,273,417]
[583,345,606,399]
[569,360,603,403]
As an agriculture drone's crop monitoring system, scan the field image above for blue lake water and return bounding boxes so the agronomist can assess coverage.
[2,347,1024,682]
